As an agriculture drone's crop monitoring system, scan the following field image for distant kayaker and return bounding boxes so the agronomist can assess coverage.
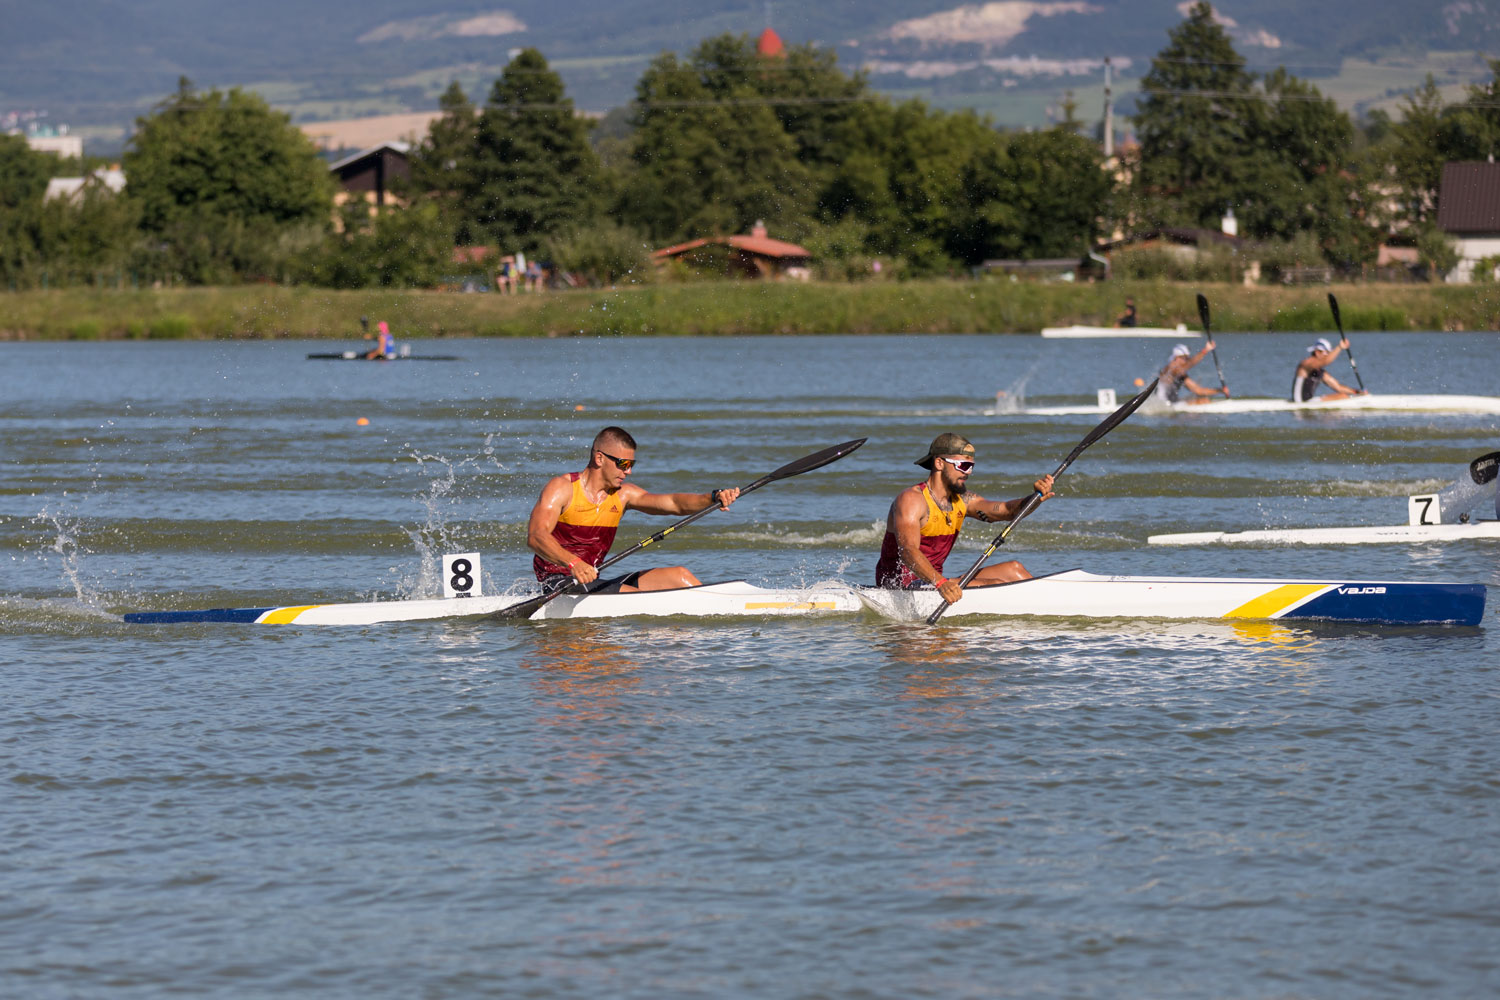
[1291,338,1363,401]
[875,432,1054,605]
[1114,298,1138,328]
[1155,341,1228,405]
[527,426,740,593]
[364,320,396,360]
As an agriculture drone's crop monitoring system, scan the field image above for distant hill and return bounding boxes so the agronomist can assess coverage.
[6,1,1498,153]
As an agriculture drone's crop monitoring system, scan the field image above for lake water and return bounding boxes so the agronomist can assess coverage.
[4,331,1499,997]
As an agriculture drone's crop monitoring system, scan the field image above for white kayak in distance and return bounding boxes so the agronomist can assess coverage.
[995,392,1500,417]
[122,572,1485,627]
[855,569,1485,627]
[1039,324,1197,339]
[1149,521,1500,547]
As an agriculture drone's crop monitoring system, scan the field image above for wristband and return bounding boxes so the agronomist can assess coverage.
[566,557,581,570]
[710,489,723,506]
[934,577,949,588]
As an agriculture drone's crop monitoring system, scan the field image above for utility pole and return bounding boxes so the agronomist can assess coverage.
[1103,56,1114,159]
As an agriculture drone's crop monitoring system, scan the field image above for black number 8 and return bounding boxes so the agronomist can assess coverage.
[450,558,473,595]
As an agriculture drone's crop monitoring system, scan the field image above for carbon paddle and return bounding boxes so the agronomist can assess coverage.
[1326,293,1366,393]
[925,379,1159,625]
[1197,293,1228,396]
[494,438,868,620]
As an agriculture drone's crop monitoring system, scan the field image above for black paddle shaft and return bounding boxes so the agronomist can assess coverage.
[494,438,868,620]
[1197,293,1228,396]
[924,378,1160,626]
[1326,293,1366,392]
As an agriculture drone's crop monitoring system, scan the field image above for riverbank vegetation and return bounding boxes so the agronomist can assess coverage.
[5,281,1497,341]
[2,3,1499,306]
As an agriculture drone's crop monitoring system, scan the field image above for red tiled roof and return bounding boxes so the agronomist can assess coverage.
[1437,162,1500,233]
[654,234,811,260]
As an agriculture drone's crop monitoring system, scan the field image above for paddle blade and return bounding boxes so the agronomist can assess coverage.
[1327,293,1343,334]
[752,438,866,488]
[1472,451,1500,486]
[1196,293,1211,334]
[1059,377,1159,473]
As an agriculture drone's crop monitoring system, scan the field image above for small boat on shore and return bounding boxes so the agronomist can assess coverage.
[1040,324,1197,339]
[121,570,1485,627]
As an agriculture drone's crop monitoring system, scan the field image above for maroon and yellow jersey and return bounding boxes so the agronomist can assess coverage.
[534,473,626,580]
[875,483,967,588]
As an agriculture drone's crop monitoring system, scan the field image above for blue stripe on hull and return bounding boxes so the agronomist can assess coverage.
[1291,583,1486,626]
[122,607,273,624]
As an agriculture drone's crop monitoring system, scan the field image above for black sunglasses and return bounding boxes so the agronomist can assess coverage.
[599,450,635,472]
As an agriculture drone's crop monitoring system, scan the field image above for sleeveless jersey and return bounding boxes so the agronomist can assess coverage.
[534,473,625,580]
[875,484,967,588]
[1291,367,1324,402]
[1156,368,1187,404]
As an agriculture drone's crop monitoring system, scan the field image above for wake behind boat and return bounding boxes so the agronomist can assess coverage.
[121,570,1486,627]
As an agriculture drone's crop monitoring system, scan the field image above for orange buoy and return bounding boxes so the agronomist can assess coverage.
[356,417,370,426]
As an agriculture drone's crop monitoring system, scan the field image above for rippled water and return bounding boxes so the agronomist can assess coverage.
[4,332,1499,997]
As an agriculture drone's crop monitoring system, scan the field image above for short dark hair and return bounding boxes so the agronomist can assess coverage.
[591,426,636,454]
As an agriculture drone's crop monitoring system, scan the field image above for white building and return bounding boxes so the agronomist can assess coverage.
[1437,161,1500,283]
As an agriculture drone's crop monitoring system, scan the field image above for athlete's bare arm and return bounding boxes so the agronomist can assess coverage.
[965,475,1055,523]
[889,488,959,602]
[620,482,740,516]
[526,475,599,584]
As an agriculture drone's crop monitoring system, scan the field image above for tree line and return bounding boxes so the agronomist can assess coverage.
[2,2,1496,291]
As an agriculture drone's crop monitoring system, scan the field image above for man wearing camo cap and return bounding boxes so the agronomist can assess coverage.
[875,432,1054,605]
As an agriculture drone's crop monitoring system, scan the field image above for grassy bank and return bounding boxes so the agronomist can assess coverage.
[4,280,1500,340]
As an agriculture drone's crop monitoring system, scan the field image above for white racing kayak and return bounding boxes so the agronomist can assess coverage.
[856,569,1486,627]
[996,393,1500,417]
[121,581,863,626]
[1150,521,1500,546]
[1040,325,1196,339]
[122,571,1485,627]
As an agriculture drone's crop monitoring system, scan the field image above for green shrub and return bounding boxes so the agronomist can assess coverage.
[69,320,102,340]
[149,314,192,338]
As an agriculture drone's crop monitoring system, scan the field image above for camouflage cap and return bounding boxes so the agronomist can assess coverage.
[916,432,976,470]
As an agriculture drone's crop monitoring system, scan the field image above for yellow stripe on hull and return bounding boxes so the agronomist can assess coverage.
[260,605,322,624]
[1224,584,1329,620]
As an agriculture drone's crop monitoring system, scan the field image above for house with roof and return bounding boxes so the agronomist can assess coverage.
[328,142,411,212]
[1436,161,1500,283]
[653,222,812,280]
[43,167,126,203]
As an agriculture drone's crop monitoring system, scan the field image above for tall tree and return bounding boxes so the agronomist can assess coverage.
[124,78,331,282]
[407,80,477,238]
[618,48,812,242]
[1132,1,1257,230]
[463,49,600,252]
[1389,76,1448,225]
